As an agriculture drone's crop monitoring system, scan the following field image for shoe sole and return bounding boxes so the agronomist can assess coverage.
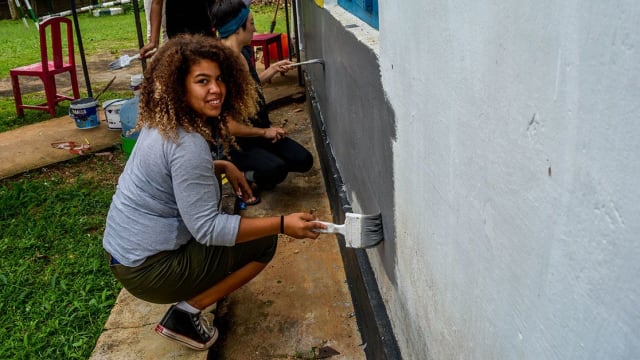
[155,324,219,351]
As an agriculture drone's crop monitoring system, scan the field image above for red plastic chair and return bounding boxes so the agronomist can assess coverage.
[250,33,284,69]
[10,16,81,117]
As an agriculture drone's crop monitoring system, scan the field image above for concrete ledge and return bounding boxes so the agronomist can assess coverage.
[305,75,402,360]
[0,114,121,180]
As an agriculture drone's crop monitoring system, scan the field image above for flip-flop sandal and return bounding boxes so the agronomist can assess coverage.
[244,184,261,206]
[241,195,261,206]
[235,194,261,210]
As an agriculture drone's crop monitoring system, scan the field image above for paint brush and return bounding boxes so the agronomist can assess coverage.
[288,58,325,68]
[312,212,384,248]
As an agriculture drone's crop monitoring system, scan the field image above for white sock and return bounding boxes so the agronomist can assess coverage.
[176,301,200,314]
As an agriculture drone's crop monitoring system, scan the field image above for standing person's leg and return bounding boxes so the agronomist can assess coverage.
[144,0,168,43]
[144,0,153,41]
[160,0,168,42]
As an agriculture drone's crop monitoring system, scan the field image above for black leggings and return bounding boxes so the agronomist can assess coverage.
[230,137,313,189]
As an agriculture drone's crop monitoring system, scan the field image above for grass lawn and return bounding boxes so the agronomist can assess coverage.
[0,3,286,358]
[0,154,127,359]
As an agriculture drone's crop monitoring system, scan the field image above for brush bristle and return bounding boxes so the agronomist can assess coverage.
[344,212,384,248]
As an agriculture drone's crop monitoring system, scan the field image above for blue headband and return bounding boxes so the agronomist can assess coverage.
[218,7,250,39]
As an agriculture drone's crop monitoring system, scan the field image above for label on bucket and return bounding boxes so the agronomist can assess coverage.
[103,99,127,130]
[70,98,100,129]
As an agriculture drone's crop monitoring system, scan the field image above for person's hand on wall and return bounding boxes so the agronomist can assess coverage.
[262,127,287,143]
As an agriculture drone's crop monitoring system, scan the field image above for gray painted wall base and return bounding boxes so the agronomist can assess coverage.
[305,76,402,360]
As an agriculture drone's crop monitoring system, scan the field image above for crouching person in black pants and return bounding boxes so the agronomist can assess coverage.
[211,0,313,202]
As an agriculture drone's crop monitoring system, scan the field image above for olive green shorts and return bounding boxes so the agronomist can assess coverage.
[108,236,277,304]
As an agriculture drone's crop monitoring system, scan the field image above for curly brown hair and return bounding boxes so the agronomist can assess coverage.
[136,34,258,152]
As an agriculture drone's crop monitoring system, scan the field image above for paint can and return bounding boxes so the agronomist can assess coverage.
[131,74,143,97]
[119,96,139,140]
[69,98,100,129]
[103,99,127,130]
[119,96,139,157]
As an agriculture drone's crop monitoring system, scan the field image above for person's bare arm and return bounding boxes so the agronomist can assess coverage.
[235,213,325,243]
[259,59,295,83]
[139,0,164,58]
[213,160,255,202]
[227,119,287,143]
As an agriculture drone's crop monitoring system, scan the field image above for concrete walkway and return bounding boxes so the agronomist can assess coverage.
[0,70,365,359]
[0,113,121,180]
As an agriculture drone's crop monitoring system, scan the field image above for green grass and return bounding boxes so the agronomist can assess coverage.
[0,155,126,359]
[0,4,287,358]
[251,4,289,34]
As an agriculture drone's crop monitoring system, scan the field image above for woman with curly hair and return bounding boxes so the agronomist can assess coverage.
[103,34,324,351]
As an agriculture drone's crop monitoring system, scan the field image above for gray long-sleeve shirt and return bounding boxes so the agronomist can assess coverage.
[103,127,241,267]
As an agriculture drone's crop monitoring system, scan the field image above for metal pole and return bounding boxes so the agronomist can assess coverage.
[291,0,303,86]
[131,0,147,71]
[284,0,291,59]
[70,0,92,97]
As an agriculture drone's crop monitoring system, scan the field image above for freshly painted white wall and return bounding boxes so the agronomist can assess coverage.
[379,1,640,359]
[301,0,640,359]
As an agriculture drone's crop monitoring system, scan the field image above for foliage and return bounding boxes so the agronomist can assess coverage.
[0,155,126,359]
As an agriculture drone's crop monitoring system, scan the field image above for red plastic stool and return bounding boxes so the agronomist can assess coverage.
[250,33,283,69]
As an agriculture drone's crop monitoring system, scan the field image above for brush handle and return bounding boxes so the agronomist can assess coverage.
[288,59,323,68]
[133,48,156,61]
[311,221,345,235]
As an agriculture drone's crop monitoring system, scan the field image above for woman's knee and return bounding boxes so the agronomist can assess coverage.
[281,141,313,173]
[255,162,288,189]
[293,150,313,173]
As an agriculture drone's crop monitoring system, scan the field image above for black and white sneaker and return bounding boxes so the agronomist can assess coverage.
[155,305,219,350]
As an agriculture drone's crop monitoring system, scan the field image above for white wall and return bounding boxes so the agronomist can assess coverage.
[300,0,640,358]
[380,1,640,359]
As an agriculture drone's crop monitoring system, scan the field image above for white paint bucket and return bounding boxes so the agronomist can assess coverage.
[131,74,143,97]
[69,98,100,129]
[103,99,127,130]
